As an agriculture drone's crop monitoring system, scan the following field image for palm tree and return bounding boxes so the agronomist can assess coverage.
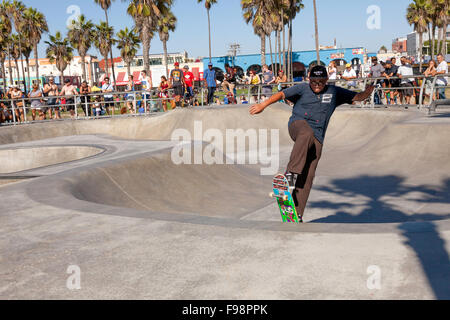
[0,1,13,86]
[424,0,439,60]
[94,0,117,87]
[68,14,95,83]
[157,5,177,77]
[0,42,7,92]
[126,0,164,73]
[407,0,428,73]
[94,21,115,79]
[312,0,320,64]
[435,0,449,55]
[21,39,32,89]
[282,0,303,81]
[197,0,217,63]
[10,34,21,82]
[0,19,10,91]
[241,0,274,66]
[116,27,141,77]
[45,31,74,79]
[8,0,28,92]
[22,7,48,85]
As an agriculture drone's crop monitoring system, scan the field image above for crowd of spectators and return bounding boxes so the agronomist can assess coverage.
[0,55,448,125]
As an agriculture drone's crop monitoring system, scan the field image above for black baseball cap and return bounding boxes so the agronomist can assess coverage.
[309,65,328,79]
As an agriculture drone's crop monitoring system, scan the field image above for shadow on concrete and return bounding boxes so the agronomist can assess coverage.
[398,222,450,299]
[308,175,450,299]
[308,175,450,224]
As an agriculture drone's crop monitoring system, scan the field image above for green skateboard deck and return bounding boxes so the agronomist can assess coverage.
[270,174,301,223]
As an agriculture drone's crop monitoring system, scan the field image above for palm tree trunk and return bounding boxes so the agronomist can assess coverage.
[34,43,39,85]
[269,34,274,72]
[26,57,31,89]
[20,54,27,93]
[289,19,293,81]
[419,32,423,74]
[81,55,87,82]
[8,48,14,86]
[142,31,150,73]
[277,29,282,75]
[127,62,131,78]
[313,0,320,64]
[260,35,266,66]
[104,9,117,90]
[104,55,109,79]
[1,61,6,93]
[207,8,212,62]
[282,11,286,73]
[163,39,169,78]
[431,23,436,59]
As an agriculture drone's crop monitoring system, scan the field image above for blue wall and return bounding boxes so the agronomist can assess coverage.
[203,48,365,72]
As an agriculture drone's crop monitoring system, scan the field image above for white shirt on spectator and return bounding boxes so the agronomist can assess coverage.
[329,67,337,80]
[343,69,357,86]
[436,61,448,86]
[397,64,414,84]
[102,83,114,98]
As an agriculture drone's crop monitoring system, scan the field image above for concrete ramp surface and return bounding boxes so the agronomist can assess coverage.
[0,104,449,299]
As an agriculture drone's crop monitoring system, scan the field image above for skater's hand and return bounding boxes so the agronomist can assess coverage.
[249,103,265,115]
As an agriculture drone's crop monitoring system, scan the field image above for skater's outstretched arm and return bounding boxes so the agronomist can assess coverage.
[352,85,375,102]
[249,92,285,115]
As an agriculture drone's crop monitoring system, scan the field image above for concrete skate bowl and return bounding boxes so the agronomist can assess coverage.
[6,104,450,232]
[0,146,104,174]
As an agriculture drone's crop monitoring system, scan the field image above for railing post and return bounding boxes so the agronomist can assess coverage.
[11,102,17,125]
[75,96,78,119]
[22,98,27,123]
[418,77,426,110]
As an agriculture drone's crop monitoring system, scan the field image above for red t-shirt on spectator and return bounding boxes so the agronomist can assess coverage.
[184,71,195,87]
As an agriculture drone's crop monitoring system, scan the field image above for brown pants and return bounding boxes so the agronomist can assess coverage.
[287,120,323,218]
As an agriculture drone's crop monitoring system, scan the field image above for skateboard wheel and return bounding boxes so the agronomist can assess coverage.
[269,192,275,198]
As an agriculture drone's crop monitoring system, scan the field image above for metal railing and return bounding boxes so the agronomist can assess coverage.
[1,74,449,126]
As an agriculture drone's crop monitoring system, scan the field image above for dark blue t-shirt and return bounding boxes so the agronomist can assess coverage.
[283,83,357,144]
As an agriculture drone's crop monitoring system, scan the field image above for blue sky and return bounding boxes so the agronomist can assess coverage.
[20,0,415,59]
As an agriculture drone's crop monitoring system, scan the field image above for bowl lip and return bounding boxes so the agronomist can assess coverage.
[0,144,107,175]
[23,147,450,235]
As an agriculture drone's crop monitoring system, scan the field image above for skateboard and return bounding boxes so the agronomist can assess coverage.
[270,174,301,223]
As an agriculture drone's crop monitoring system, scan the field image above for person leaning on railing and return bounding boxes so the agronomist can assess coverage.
[10,86,25,123]
[101,77,115,115]
[43,77,60,120]
[80,81,91,117]
[0,100,13,124]
[247,70,261,103]
[28,82,46,121]
[423,60,437,102]
[125,75,136,113]
[59,78,78,119]
[433,53,448,100]
[275,70,288,92]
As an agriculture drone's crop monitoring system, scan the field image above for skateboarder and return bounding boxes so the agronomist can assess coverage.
[250,65,374,220]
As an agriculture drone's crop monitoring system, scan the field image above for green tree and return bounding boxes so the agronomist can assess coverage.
[407,0,428,73]
[22,7,48,85]
[7,0,28,92]
[94,0,117,87]
[117,27,141,77]
[45,31,74,79]
[157,5,177,77]
[126,0,165,73]
[241,0,275,66]
[0,1,13,86]
[94,21,116,79]
[0,19,11,91]
[197,0,217,63]
[68,14,95,83]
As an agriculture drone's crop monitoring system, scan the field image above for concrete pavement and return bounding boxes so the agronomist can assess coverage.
[0,104,449,299]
